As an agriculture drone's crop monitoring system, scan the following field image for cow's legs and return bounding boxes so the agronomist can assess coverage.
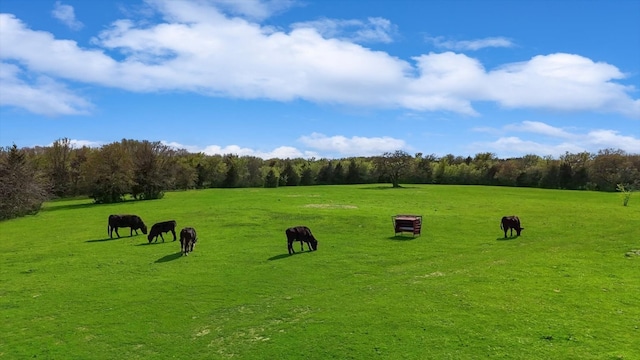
[171,229,176,241]
[160,233,165,242]
[287,239,295,255]
[114,227,121,238]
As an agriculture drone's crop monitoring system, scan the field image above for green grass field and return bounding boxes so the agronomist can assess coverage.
[1,185,638,359]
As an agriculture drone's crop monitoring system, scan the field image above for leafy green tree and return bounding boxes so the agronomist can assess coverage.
[374,150,413,188]
[300,163,315,186]
[128,140,173,199]
[281,160,300,186]
[264,167,279,188]
[83,142,134,203]
[222,154,240,188]
[69,146,90,195]
[540,162,560,189]
[494,160,521,186]
[346,158,363,184]
[174,157,198,190]
[0,144,49,220]
[45,138,72,197]
[333,161,345,184]
[558,162,573,189]
[244,156,265,187]
[316,161,334,185]
[590,149,638,191]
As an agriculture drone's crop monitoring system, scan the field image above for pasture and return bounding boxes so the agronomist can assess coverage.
[0,185,638,359]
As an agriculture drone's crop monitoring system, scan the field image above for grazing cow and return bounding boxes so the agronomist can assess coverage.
[286,226,318,255]
[179,227,197,256]
[108,214,148,238]
[501,216,524,238]
[147,220,177,243]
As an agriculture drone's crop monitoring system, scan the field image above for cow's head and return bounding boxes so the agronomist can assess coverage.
[309,238,318,251]
[140,224,148,235]
[516,227,524,236]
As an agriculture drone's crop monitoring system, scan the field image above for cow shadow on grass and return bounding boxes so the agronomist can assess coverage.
[135,241,174,246]
[86,237,121,243]
[86,234,144,243]
[268,251,315,261]
[155,252,182,263]
[496,236,519,241]
[268,253,291,261]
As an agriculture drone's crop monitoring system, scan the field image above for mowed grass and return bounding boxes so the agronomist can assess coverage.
[0,185,638,359]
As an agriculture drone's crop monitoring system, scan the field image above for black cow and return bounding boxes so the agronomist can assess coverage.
[501,216,524,238]
[108,214,148,238]
[286,226,318,255]
[148,220,177,243]
[179,227,197,256]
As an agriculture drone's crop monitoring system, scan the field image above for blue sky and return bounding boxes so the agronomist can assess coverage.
[1,0,639,159]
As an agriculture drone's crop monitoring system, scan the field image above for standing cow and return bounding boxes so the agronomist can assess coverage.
[501,216,524,238]
[286,226,318,255]
[179,227,197,256]
[108,214,148,238]
[148,220,177,243]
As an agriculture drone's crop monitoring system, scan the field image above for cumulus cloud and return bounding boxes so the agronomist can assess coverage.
[298,133,406,156]
[0,0,638,118]
[160,132,406,159]
[162,141,317,159]
[187,0,295,21]
[427,36,514,51]
[52,1,84,30]
[471,121,640,157]
[0,62,92,115]
[46,139,102,148]
[292,16,397,43]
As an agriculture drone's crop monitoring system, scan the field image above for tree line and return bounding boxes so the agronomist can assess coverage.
[1,138,638,220]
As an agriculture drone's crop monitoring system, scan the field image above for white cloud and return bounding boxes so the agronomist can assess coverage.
[1,1,638,118]
[0,62,92,115]
[292,16,397,43]
[505,120,574,138]
[427,36,514,51]
[46,139,102,148]
[485,53,640,117]
[52,1,84,31]
[470,121,640,157]
[160,133,406,159]
[161,141,317,159]
[298,133,406,156]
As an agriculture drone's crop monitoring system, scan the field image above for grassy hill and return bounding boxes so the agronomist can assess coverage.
[1,185,638,359]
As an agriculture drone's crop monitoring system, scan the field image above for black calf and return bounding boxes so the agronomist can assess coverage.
[148,220,177,243]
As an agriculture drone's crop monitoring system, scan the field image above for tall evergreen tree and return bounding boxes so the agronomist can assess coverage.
[0,144,48,220]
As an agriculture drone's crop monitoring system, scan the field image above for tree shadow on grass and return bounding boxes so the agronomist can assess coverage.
[42,202,97,212]
[155,252,182,263]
